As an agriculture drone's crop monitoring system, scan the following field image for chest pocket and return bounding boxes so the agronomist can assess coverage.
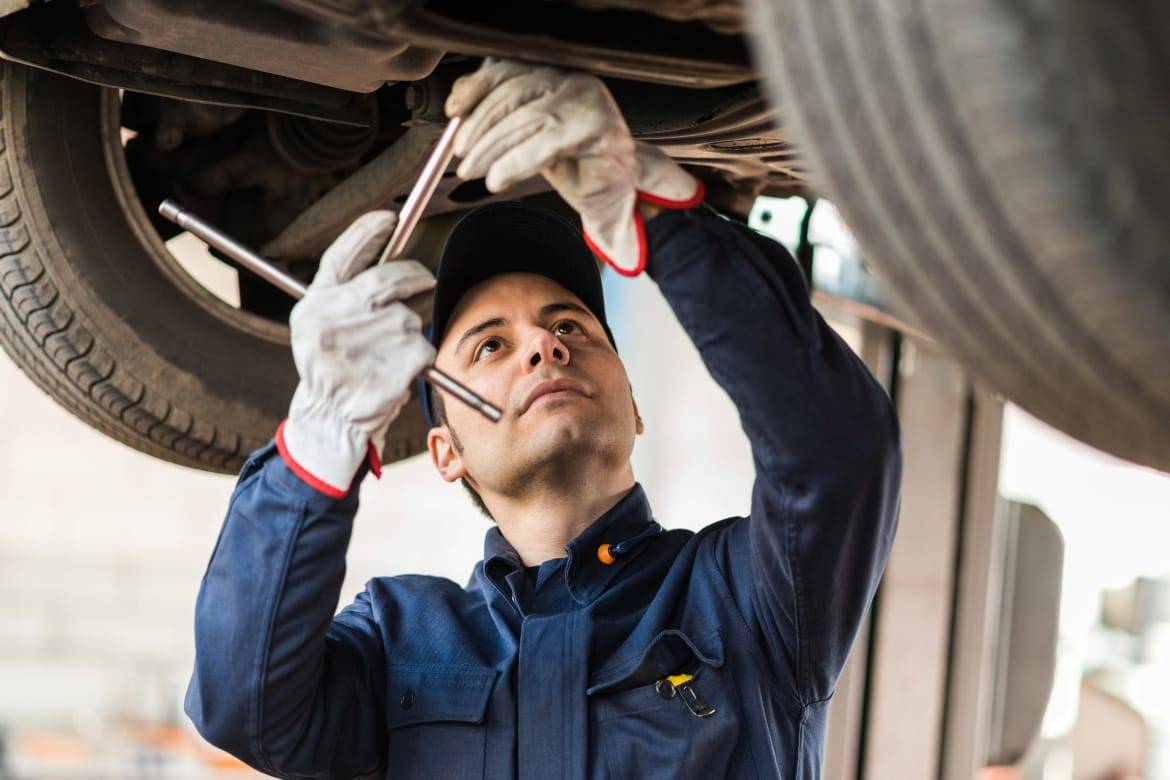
[586,629,756,780]
[385,664,497,779]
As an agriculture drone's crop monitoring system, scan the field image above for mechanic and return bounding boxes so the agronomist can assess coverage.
[184,59,902,779]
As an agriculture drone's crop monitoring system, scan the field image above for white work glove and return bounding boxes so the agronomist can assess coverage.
[276,211,436,498]
[446,58,704,276]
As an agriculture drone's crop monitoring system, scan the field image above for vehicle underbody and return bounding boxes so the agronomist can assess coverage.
[1,0,799,299]
[1,0,1166,474]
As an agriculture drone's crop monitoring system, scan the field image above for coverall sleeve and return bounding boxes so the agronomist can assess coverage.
[643,206,903,706]
[184,440,387,779]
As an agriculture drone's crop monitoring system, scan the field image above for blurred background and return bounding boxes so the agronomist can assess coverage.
[1,196,1168,779]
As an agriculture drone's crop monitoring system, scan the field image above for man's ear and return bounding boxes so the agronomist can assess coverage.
[631,392,644,436]
[427,426,469,483]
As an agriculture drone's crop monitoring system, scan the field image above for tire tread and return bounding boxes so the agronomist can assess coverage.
[0,73,249,473]
[749,0,1170,469]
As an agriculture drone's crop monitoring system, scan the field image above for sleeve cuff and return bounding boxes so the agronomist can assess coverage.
[636,176,706,210]
[582,208,648,278]
[275,418,380,500]
[366,440,383,479]
[582,178,706,278]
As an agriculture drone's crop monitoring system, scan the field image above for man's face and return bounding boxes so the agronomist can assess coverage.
[426,271,641,496]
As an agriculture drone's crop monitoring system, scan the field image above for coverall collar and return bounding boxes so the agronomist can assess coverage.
[482,482,660,608]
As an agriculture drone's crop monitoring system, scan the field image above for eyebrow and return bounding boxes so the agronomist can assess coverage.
[453,301,595,356]
[540,301,592,320]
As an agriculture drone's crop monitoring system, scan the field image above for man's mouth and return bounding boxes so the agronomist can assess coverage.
[520,377,591,414]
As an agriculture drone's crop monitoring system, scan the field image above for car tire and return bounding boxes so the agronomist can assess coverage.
[747,0,1170,471]
[0,63,430,473]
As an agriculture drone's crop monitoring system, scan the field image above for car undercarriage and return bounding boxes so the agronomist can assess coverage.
[2,0,802,320]
[0,0,1166,474]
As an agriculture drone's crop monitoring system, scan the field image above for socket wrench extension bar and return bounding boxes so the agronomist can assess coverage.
[158,118,503,424]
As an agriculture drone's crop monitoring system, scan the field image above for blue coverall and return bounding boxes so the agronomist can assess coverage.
[185,205,903,779]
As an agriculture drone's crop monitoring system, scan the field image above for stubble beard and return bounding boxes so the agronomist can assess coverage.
[472,409,630,500]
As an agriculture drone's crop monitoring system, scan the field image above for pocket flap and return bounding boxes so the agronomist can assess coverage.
[386,664,497,730]
[586,628,724,696]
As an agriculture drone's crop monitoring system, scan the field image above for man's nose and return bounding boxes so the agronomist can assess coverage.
[524,329,570,370]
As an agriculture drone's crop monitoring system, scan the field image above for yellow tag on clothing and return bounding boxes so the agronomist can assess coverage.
[666,673,694,687]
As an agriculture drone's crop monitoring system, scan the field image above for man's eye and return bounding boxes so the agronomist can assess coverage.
[552,319,583,336]
[474,338,502,361]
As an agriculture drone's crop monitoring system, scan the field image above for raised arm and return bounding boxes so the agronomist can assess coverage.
[184,211,436,776]
[185,446,388,777]
[440,57,901,705]
[644,206,902,706]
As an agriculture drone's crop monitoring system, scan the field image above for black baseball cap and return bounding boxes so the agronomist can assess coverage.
[419,200,617,428]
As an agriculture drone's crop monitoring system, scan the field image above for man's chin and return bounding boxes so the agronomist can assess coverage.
[521,410,589,442]
[519,410,605,454]
[489,411,632,484]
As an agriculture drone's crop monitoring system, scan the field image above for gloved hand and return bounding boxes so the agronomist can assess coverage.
[445,58,704,276]
[276,210,437,499]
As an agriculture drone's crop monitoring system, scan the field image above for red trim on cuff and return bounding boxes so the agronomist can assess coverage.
[582,207,647,278]
[366,440,383,479]
[636,177,705,210]
[275,418,348,500]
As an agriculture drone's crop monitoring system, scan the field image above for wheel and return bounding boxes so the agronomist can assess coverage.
[0,63,430,473]
[747,0,1170,471]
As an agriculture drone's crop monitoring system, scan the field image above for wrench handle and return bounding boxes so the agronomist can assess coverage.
[378,116,464,264]
[157,199,502,424]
